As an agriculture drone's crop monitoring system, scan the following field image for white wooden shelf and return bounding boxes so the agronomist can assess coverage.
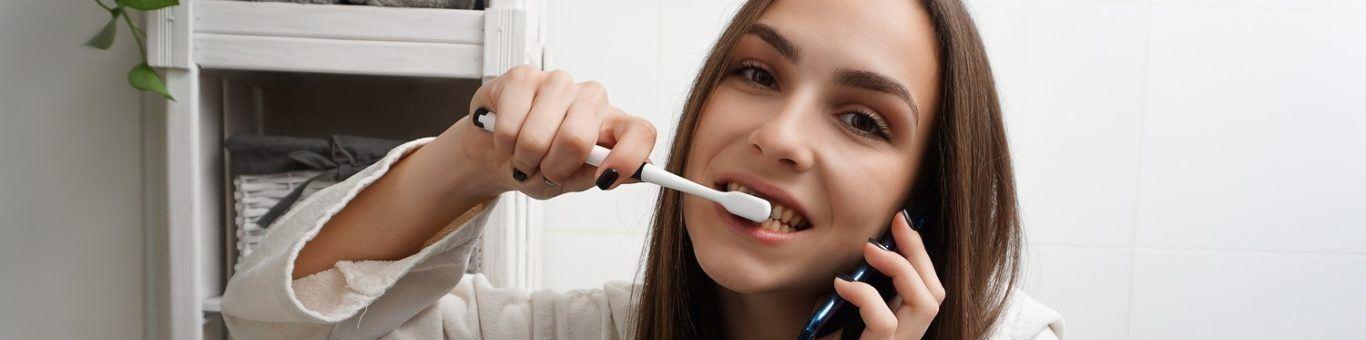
[145,1,548,339]
[202,296,221,313]
[195,33,483,78]
[191,1,485,78]
[194,1,484,44]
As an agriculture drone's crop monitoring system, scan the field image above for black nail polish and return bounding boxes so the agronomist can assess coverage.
[836,273,855,282]
[512,169,528,181]
[629,163,646,180]
[471,107,490,129]
[596,169,619,190]
[903,210,925,231]
[869,237,892,252]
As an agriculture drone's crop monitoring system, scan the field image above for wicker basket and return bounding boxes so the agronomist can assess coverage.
[232,170,334,271]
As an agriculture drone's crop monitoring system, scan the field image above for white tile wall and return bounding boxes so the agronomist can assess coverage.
[534,0,1366,338]
[657,0,747,143]
[1139,4,1366,254]
[1001,0,1150,247]
[1129,249,1366,339]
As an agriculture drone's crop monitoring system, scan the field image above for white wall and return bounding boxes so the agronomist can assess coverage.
[537,0,1366,339]
[0,0,148,339]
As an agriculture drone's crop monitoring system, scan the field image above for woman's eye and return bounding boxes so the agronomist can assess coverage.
[837,111,891,140]
[730,61,778,89]
[741,68,777,88]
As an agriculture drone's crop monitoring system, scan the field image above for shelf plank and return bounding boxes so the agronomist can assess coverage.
[196,33,483,78]
[203,296,222,313]
[195,0,483,44]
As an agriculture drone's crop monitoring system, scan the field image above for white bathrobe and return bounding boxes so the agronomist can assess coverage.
[220,137,1066,340]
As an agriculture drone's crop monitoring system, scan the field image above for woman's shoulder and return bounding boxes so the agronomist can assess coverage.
[990,291,1065,340]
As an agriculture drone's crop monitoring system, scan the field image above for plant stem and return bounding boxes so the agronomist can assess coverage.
[120,9,148,61]
[94,0,113,11]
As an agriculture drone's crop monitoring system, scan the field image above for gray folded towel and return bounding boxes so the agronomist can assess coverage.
[225,134,405,228]
[347,0,477,9]
[246,0,345,4]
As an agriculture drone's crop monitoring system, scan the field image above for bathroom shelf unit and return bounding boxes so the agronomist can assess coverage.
[143,1,548,339]
[188,0,487,78]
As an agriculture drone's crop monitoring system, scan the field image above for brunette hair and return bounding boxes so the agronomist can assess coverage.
[631,1,1022,339]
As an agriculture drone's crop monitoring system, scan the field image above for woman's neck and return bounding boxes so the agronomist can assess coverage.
[716,285,824,340]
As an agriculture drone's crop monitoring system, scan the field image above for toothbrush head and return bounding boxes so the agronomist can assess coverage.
[722,191,772,223]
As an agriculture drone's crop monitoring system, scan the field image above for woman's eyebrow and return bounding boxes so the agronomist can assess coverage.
[834,68,921,125]
[746,23,919,126]
[747,23,800,64]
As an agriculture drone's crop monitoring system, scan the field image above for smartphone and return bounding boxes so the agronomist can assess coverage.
[797,209,928,340]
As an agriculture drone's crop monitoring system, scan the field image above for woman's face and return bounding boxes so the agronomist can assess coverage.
[683,0,942,294]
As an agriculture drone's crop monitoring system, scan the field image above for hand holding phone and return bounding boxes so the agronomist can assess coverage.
[797,209,942,340]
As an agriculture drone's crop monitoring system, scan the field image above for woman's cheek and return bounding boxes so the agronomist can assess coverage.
[829,162,909,236]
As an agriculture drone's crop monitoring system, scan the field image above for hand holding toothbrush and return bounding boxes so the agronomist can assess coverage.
[450,66,770,222]
[446,66,660,200]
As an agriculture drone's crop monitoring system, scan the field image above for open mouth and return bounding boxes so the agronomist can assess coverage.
[717,180,813,233]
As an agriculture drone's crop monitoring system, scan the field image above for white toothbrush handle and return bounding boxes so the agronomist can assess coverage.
[473,109,722,200]
[635,163,724,202]
[475,109,615,169]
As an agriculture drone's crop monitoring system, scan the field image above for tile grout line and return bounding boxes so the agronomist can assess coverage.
[1123,2,1156,339]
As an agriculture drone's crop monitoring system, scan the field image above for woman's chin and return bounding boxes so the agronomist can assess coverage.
[694,247,813,294]
[703,263,788,294]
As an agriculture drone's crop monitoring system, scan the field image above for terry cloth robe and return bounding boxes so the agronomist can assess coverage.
[221,137,1066,340]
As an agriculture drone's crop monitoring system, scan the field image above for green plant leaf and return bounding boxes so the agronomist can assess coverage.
[128,63,175,101]
[84,16,119,50]
[115,0,178,11]
[84,10,120,49]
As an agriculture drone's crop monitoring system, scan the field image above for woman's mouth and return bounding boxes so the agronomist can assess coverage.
[711,175,814,246]
[725,182,811,232]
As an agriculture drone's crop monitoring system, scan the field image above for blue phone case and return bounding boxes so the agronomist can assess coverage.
[797,209,928,340]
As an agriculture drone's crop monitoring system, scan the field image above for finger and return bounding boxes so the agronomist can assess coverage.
[591,120,651,186]
[555,166,600,193]
[511,70,576,177]
[891,212,946,304]
[832,277,896,339]
[490,65,542,159]
[467,75,498,121]
[595,112,657,190]
[863,241,938,338]
[539,81,604,184]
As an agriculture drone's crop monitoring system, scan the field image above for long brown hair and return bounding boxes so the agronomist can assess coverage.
[631,1,1022,339]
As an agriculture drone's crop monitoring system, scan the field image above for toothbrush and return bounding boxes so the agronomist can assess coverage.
[471,109,773,223]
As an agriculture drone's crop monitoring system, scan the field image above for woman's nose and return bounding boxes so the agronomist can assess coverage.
[746,107,815,172]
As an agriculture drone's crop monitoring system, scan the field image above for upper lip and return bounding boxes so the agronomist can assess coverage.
[712,171,813,229]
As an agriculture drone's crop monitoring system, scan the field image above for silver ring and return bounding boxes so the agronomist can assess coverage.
[542,177,558,187]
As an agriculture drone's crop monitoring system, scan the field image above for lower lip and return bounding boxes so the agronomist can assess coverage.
[713,201,805,246]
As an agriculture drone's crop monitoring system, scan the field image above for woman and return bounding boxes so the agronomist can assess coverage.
[221,0,1064,338]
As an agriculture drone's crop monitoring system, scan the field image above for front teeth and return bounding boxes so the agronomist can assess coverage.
[726,182,807,232]
[760,219,796,233]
